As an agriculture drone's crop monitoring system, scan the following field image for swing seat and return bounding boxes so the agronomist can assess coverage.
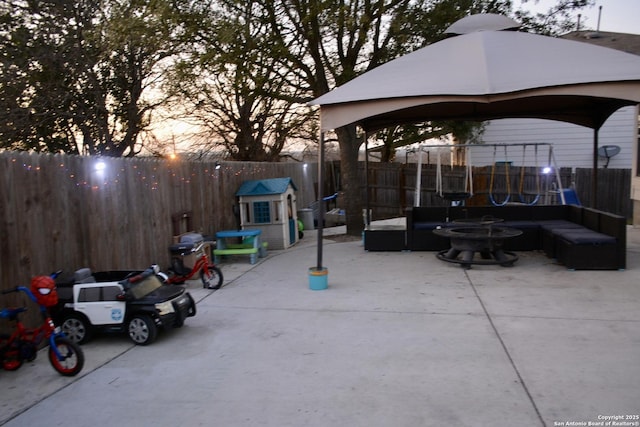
[438,192,472,202]
[517,193,541,206]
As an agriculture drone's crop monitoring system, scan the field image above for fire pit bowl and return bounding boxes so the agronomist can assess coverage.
[432,225,523,269]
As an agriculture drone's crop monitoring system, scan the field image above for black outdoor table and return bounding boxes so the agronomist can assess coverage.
[432,217,522,269]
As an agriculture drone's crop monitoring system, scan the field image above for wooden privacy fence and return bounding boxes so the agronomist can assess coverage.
[0,152,319,298]
[359,162,631,219]
[574,168,632,215]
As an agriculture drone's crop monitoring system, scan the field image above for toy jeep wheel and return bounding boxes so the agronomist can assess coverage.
[61,314,93,344]
[127,314,158,345]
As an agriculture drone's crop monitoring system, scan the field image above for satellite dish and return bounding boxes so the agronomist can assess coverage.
[597,145,620,168]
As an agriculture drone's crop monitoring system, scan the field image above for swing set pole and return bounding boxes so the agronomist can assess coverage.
[415,150,423,207]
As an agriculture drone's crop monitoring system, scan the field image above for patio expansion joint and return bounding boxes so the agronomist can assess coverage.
[464,270,547,427]
[203,304,486,317]
[489,313,640,324]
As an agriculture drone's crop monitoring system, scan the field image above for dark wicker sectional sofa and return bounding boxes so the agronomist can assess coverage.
[403,205,626,270]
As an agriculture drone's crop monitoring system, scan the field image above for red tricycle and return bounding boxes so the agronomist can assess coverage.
[166,239,223,290]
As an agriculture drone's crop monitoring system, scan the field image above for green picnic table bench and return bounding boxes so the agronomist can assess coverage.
[214,229,267,264]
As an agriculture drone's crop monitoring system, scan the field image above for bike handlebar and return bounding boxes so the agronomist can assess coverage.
[1,271,61,303]
[183,241,206,254]
[1,286,37,303]
[0,306,28,319]
[125,265,160,284]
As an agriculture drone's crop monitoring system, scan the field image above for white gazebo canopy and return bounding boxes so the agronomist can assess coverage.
[310,21,640,132]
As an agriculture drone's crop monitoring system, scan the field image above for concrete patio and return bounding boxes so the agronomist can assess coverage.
[1,224,639,427]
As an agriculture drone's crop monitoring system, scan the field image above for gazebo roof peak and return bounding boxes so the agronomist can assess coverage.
[444,13,521,35]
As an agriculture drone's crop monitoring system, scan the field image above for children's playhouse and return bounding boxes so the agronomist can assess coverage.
[235,177,299,250]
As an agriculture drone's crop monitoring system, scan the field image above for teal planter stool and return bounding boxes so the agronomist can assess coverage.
[308,267,328,290]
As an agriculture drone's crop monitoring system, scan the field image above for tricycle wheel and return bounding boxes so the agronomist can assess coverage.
[3,359,23,370]
[49,336,84,376]
[127,314,158,345]
[1,342,22,371]
[200,265,223,289]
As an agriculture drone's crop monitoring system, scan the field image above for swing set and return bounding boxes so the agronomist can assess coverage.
[415,143,566,206]
[488,144,543,206]
[435,145,473,203]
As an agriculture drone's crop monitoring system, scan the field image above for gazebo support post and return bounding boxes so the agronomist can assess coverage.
[309,130,329,290]
[316,131,326,269]
[364,131,371,229]
[592,129,599,209]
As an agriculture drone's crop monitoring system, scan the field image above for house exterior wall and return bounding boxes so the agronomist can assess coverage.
[630,106,640,225]
[471,106,637,169]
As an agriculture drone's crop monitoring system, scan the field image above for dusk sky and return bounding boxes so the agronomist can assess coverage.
[522,0,640,34]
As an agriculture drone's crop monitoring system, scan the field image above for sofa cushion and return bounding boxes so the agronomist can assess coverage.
[537,220,585,232]
[502,220,540,230]
[553,229,616,245]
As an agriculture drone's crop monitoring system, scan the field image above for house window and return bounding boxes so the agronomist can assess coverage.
[253,201,270,223]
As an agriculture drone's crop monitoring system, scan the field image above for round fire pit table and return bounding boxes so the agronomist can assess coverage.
[452,216,503,226]
[432,225,522,269]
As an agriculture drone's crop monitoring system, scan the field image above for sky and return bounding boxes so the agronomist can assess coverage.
[521,0,640,34]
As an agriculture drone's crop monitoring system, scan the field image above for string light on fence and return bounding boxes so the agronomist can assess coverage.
[6,155,292,191]
[94,160,107,173]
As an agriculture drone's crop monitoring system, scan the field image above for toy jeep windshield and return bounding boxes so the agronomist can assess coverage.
[123,273,164,300]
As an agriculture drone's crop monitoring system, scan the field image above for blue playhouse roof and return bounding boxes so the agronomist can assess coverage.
[235,177,297,196]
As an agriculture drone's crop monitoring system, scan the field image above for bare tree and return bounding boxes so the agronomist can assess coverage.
[516,0,594,35]
[0,0,198,156]
[167,0,317,161]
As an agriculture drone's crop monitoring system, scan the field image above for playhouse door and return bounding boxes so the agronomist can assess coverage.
[287,194,296,246]
[289,218,296,245]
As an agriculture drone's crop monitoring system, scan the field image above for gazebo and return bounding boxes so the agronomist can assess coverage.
[308,14,640,281]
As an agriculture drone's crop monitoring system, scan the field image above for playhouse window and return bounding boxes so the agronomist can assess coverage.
[253,201,270,223]
[273,201,282,222]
